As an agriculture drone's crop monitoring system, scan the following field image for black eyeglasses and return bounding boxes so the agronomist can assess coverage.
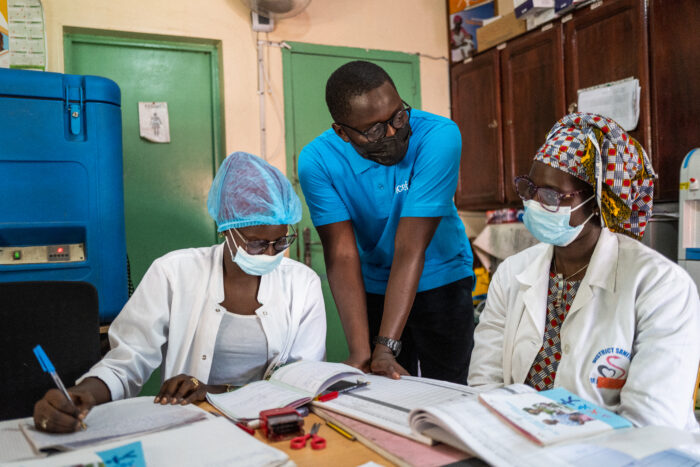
[337,101,411,143]
[233,226,297,255]
[514,175,588,212]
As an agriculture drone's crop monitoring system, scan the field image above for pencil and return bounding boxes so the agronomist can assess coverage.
[325,421,356,441]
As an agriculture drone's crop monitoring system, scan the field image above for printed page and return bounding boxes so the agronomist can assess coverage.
[20,396,207,451]
[206,380,309,420]
[410,394,698,467]
[269,360,364,395]
[479,388,631,445]
[314,374,476,444]
[411,397,564,467]
[0,418,42,463]
[580,425,700,460]
[577,77,640,131]
[10,418,292,467]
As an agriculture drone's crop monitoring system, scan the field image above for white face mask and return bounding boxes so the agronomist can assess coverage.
[523,194,596,247]
[224,231,284,276]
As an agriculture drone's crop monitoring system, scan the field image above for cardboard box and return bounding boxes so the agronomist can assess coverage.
[476,12,528,52]
[525,7,558,30]
[513,0,554,18]
[495,0,514,15]
[554,0,595,13]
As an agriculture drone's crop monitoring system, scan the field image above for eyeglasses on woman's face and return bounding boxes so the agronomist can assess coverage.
[337,101,411,143]
[233,226,297,255]
[514,175,587,212]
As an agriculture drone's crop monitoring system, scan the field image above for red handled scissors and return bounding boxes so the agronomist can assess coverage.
[290,423,326,450]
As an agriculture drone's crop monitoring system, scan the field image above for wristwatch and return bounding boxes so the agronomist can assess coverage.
[373,336,402,357]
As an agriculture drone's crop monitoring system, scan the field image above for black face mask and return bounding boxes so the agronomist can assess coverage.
[350,123,412,166]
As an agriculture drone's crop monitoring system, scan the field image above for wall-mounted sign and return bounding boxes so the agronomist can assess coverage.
[8,0,46,70]
[577,77,640,131]
[138,102,171,143]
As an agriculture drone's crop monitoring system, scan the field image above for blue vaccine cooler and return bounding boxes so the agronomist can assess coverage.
[0,68,128,323]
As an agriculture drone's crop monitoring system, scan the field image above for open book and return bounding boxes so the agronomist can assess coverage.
[20,396,208,452]
[409,385,700,467]
[206,360,363,420]
[312,374,478,444]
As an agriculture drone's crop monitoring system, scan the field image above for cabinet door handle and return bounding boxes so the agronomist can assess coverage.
[488,120,498,129]
[568,102,578,113]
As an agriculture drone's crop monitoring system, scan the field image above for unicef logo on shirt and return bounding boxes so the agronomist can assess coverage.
[395,181,409,194]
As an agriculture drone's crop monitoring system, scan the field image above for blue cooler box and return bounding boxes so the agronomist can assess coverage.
[0,68,128,323]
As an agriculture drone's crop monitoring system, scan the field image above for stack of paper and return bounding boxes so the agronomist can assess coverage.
[577,77,641,131]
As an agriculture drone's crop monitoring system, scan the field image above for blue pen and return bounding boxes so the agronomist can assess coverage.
[33,345,87,430]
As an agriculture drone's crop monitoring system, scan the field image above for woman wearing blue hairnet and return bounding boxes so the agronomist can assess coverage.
[33,152,327,433]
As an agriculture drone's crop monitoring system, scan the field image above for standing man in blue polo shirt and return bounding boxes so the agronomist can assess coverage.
[298,61,474,383]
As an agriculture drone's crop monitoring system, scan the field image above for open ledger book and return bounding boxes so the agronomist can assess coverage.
[312,374,479,444]
[20,396,208,452]
[206,360,364,420]
[409,385,700,467]
[312,377,700,466]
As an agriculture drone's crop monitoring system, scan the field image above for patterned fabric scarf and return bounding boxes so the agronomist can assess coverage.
[534,113,656,239]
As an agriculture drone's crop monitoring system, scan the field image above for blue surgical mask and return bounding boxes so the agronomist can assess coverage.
[523,195,596,247]
[225,231,284,276]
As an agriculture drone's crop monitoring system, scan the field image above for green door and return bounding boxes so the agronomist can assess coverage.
[64,34,223,288]
[282,43,421,362]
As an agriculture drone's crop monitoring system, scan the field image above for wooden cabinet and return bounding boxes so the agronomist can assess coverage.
[648,0,700,200]
[453,24,566,209]
[452,0,697,209]
[564,0,651,157]
[501,24,566,203]
[452,50,504,208]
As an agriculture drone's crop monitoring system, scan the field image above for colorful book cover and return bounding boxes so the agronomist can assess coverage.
[449,1,496,62]
[0,0,9,68]
[479,387,632,446]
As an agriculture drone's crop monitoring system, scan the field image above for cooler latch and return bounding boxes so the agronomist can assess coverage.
[64,86,84,136]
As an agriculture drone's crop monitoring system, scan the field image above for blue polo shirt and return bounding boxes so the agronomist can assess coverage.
[298,109,473,294]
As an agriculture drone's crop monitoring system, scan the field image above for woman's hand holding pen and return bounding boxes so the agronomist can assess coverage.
[155,374,220,405]
[33,388,95,433]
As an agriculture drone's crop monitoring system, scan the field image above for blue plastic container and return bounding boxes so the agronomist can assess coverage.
[0,68,127,322]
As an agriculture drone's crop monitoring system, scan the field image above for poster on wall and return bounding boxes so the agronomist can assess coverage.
[449,0,496,63]
[0,0,9,68]
[139,102,171,143]
[8,0,47,70]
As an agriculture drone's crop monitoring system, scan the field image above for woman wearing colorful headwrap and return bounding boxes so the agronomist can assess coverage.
[469,113,699,431]
[32,152,327,433]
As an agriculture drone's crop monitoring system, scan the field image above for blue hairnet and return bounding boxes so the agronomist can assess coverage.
[207,152,302,232]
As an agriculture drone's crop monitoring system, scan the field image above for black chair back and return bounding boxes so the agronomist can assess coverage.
[0,281,101,420]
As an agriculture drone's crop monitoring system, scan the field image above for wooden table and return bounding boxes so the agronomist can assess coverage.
[198,402,392,466]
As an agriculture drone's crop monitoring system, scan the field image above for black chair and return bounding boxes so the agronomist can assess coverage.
[0,281,101,420]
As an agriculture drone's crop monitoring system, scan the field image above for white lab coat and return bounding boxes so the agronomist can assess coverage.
[78,244,327,400]
[469,228,700,431]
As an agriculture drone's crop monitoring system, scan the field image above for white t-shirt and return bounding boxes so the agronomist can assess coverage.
[209,311,268,386]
